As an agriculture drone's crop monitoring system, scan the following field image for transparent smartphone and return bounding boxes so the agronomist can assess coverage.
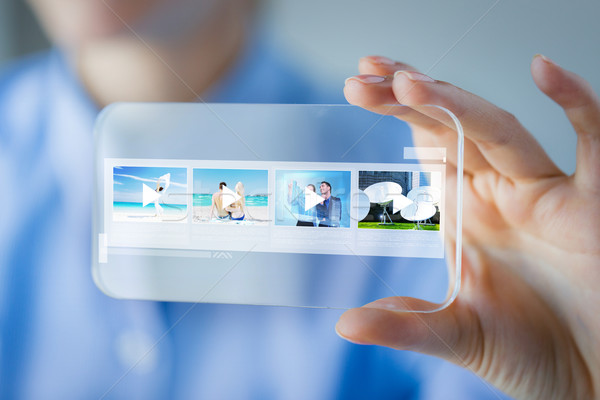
[93,103,463,312]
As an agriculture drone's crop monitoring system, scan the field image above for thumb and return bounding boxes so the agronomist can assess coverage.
[335,297,478,366]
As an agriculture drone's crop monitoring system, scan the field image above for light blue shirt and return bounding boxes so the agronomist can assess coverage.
[0,32,512,399]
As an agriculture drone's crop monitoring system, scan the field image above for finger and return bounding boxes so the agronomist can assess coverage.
[344,75,492,173]
[357,55,417,76]
[410,124,494,176]
[531,54,600,187]
[392,70,564,180]
[351,57,441,133]
[344,74,398,106]
[343,75,456,146]
[351,55,556,178]
[335,297,477,367]
[353,56,434,128]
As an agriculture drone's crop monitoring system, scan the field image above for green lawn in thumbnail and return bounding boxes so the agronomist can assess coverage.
[358,222,440,231]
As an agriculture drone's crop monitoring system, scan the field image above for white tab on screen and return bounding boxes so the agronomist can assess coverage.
[99,233,108,263]
[404,147,446,162]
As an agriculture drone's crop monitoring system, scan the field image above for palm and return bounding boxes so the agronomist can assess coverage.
[453,175,596,398]
[339,55,600,399]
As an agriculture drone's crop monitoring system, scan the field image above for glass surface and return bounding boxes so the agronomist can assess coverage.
[93,103,463,311]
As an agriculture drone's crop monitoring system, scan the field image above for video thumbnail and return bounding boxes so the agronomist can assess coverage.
[113,166,188,222]
[358,170,441,230]
[275,170,351,228]
[193,168,269,225]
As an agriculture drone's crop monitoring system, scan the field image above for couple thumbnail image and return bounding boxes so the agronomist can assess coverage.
[287,181,340,227]
[209,181,247,220]
[193,168,269,224]
[280,170,351,228]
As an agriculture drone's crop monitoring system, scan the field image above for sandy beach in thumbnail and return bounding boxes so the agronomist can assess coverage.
[193,206,269,225]
[113,210,188,223]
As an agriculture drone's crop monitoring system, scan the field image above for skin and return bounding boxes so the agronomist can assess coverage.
[27,0,253,106]
[320,182,331,200]
[210,185,227,219]
[226,182,247,219]
[337,55,600,399]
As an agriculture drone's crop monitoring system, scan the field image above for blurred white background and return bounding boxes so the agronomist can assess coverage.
[3,0,599,173]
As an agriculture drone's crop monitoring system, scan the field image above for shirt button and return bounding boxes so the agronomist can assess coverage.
[115,330,158,374]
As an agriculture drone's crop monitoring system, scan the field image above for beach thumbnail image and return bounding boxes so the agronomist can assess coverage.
[193,168,269,225]
[113,166,188,222]
[358,170,441,230]
[275,170,351,228]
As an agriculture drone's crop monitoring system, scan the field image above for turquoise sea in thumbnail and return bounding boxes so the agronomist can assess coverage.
[113,202,187,216]
[193,194,268,207]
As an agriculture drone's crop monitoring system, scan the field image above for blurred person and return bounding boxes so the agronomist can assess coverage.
[1,1,504,399]
[9,1,590,400]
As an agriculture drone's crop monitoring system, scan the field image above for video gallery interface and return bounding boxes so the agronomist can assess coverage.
[106,159,445,258]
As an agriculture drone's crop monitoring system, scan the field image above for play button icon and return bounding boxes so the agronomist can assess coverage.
[142,183,162,207]
[142,173,171,207]
[304,187,324,211]
[221,186,242,208]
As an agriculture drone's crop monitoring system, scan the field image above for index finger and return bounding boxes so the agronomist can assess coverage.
[392,70,564,181]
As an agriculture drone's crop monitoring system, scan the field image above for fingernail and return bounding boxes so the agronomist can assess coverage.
[534,53,557,65]
[345,75,386,85]
[365,55,397,65]
[394,70,436,83]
